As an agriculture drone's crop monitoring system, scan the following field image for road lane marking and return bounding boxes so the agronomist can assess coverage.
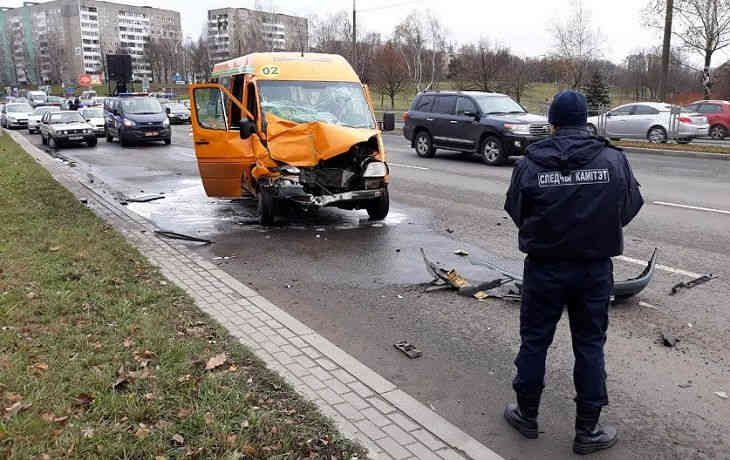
[615,255,703,279]
[389,162,429,170]
[653,201,730,216]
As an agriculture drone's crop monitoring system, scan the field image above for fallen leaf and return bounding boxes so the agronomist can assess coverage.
[144,393,154,401]
[228,365,238,372]
[82,427,94,438]
[30,362,49,373]
[155,457,167,460]
[123,337,134,348]
[242,419,249,428]
[204,353,226,371]
[172,433,185,444]
[4,401,32,418]
[72,393,94,407]
[26,292,37,299]
[41,455,51,460]
[159,281,168,286]
[92,342,103,350]
[113,376,129,391]
[41,412,55,422]
[242,444,256,456]
[141,350,156,359]
[176,408,191,418]
[54,415,69,424]
[49,246,62,252]
[177,374,192,383]
[226,434,238,446]
[4,392,22,403]
[204,412,214,425]
[155,420,171,430]
[135,424,151,440]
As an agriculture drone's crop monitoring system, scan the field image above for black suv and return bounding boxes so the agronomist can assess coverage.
[104,95,171,147]
[403,91,550,165]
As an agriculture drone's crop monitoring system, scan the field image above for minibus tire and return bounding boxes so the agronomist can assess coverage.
[367,186,390,220]
[259,189,276,226]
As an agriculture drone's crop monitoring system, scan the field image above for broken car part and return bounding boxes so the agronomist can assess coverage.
[661,331,679,347]
[468,248,659,301]
[125,195,165,203]
[154,230,213,245]
[670,274,718,296]
[394,340,422,359]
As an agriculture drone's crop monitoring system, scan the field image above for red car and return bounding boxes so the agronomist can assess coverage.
[684,100,730,139]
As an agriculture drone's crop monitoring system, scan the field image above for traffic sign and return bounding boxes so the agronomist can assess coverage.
[65,87,75,95]
[78,74,92,86]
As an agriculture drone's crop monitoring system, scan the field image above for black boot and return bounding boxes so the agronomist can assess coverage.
[573,410,617,455]
[503,394,539,439]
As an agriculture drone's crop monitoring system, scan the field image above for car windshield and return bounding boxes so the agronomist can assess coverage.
[83,108,103,118]
[33,106,59,115]
[472,95,526,115]
[7,104,32,113]
[49,112,84,124]
[121,97,162,114]
[259,81,375,129]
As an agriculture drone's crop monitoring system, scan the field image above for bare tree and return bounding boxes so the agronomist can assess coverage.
[550,0,603,88]
[448,39,510,92]
[393,10,446,92]
[373,41,408,108]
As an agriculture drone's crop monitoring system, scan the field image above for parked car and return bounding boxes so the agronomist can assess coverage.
[104,95,171,146]
[79,106,105,136]
[403,90,551,165]
[39,111,97,149]
[27,105,61,133]
[683,100,730,140]
[45,95,65,107]
[587,102,708,143]
[1,102,34,129]
[163,102,191,124]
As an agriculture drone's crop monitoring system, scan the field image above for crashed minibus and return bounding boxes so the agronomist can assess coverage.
[189,52,393,225]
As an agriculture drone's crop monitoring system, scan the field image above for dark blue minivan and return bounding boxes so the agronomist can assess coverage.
[104,95,171,147]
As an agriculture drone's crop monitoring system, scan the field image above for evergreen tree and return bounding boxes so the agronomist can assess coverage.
[583,72,611,111]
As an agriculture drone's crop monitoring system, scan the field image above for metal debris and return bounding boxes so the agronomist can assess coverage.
[661,331,679,347]
[394,340,422,359]
[670,274,718,295]
[454,249,469,256]
[154,230,213,245]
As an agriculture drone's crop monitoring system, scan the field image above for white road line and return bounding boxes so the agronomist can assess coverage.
[653,201,730,216]
[389,162,429,170]
[615,255,703,279]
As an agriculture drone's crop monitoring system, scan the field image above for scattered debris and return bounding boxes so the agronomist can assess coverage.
[715,391,728,400]
[445,228,454,234]
[457,279,510,298]
[397,295,404,299]
[154,230,213,245]
[394,340,422,359]
[454,249,469,256]
[639,301,663,312]
[421,248,514,300]
[79,198,88,205]
[205,353,227,371]
[670,274,718,295]
[677,383,692,389]
[125,195,165,203]
[661,331,679,347]
[212,256,235,261]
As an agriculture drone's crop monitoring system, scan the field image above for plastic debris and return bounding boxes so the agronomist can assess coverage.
[670,274,718,295]
[454,249,469,256]
[154,230,213,245]
[126,195,165,203]
[661,331,679,347]
[394,340,422,359]
[714,391,728,399]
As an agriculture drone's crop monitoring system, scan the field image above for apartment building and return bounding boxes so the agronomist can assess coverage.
[0,0,180,85]
[207,7,308,64]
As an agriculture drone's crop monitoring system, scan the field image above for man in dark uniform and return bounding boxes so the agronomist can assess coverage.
[502,90,643,455]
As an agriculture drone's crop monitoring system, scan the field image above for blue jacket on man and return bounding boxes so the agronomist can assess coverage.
[504,128,644,259]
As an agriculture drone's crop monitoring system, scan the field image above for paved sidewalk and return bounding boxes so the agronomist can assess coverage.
[8,129,504,460]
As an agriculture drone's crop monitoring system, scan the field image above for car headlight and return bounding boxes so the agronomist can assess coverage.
[163,118,170,127]
[7,116,16,122]
[123,118,136,127]
[362,161,388,178]
[84,129,91,134]
[504,123,531,135]
[57,130,65,135]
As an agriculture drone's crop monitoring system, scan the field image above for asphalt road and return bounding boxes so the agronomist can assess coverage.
[18,125,730,459]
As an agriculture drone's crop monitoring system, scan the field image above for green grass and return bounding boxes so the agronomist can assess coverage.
[0,133,365,459]
[615,140,730,154]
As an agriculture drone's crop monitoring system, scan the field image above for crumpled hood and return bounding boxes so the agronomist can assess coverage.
[265,113,380,166]
[526,130,606,170]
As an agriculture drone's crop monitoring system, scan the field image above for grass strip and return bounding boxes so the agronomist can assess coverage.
[0,132,365,459]
[615,140,730,155]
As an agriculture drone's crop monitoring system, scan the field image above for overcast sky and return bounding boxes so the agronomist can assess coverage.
[8,0,729,66]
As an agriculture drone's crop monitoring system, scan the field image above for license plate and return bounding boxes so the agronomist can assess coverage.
[145,131,158,137]
[69,135,82,140]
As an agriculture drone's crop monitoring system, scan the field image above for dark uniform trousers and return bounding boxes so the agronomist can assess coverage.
[513,256,612,412]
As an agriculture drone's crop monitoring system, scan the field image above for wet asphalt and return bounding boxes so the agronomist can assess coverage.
[19,125,730,460]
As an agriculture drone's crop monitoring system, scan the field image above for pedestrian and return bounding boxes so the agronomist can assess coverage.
[73,97,81,110]
[503,90,643,455]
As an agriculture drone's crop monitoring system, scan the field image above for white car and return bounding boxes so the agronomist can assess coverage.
[39,111,97,149]
[587,102,709,143]
[27,90,47,107]
[28,105,61,133]
[1,102,34,129]
[78,106,105,136]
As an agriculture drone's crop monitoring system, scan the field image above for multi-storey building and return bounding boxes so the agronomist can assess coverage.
[207,7,308,64]
[0,1,180,86]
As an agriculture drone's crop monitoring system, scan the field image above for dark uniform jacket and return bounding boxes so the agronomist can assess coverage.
[505,127,644,260]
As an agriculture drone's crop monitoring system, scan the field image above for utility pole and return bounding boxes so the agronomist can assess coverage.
[352,0,357,72]
[659,0,673,101]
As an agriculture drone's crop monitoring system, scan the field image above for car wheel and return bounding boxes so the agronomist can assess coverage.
[710,125,728,140]
[366,186,390,220]
[258,187,277,226]
[647,126,667,143]
[414,131,435,158]
[120,135,130,147]
[164,137,171,145]
[105,129,113,143]
[87,137,97,147]
[586,124,597,136]
[41,133,47,145]
[481,135,506,166]
[48,136,58,149]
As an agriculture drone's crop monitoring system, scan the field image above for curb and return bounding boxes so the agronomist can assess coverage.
[5,128,504,460]
[615,145,730,161]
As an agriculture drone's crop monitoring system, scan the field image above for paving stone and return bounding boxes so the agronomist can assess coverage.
[349,381,375,398]
[308,365,331,382]
[342,392,369,410]
[367,396,396,414]
[301,346,322,360]
[288,337,307,348]
[333,402,365,421]
[273,351,295,365]
[317,388,345,405]
[436,448,467,460]
[323,378,350,395]
[287,363,310,378]
[316,358,338,371]
[280,344,302,357]
[382,424,417,446]
[388,413,419,432]
[376,436,412,460]
[362,407,391,427]
[331,368,357,384]
[355,419,387,441]
[411,429,446,451]
[406,443,443,460]
[301,374,326,391]
[294,355,317,369]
